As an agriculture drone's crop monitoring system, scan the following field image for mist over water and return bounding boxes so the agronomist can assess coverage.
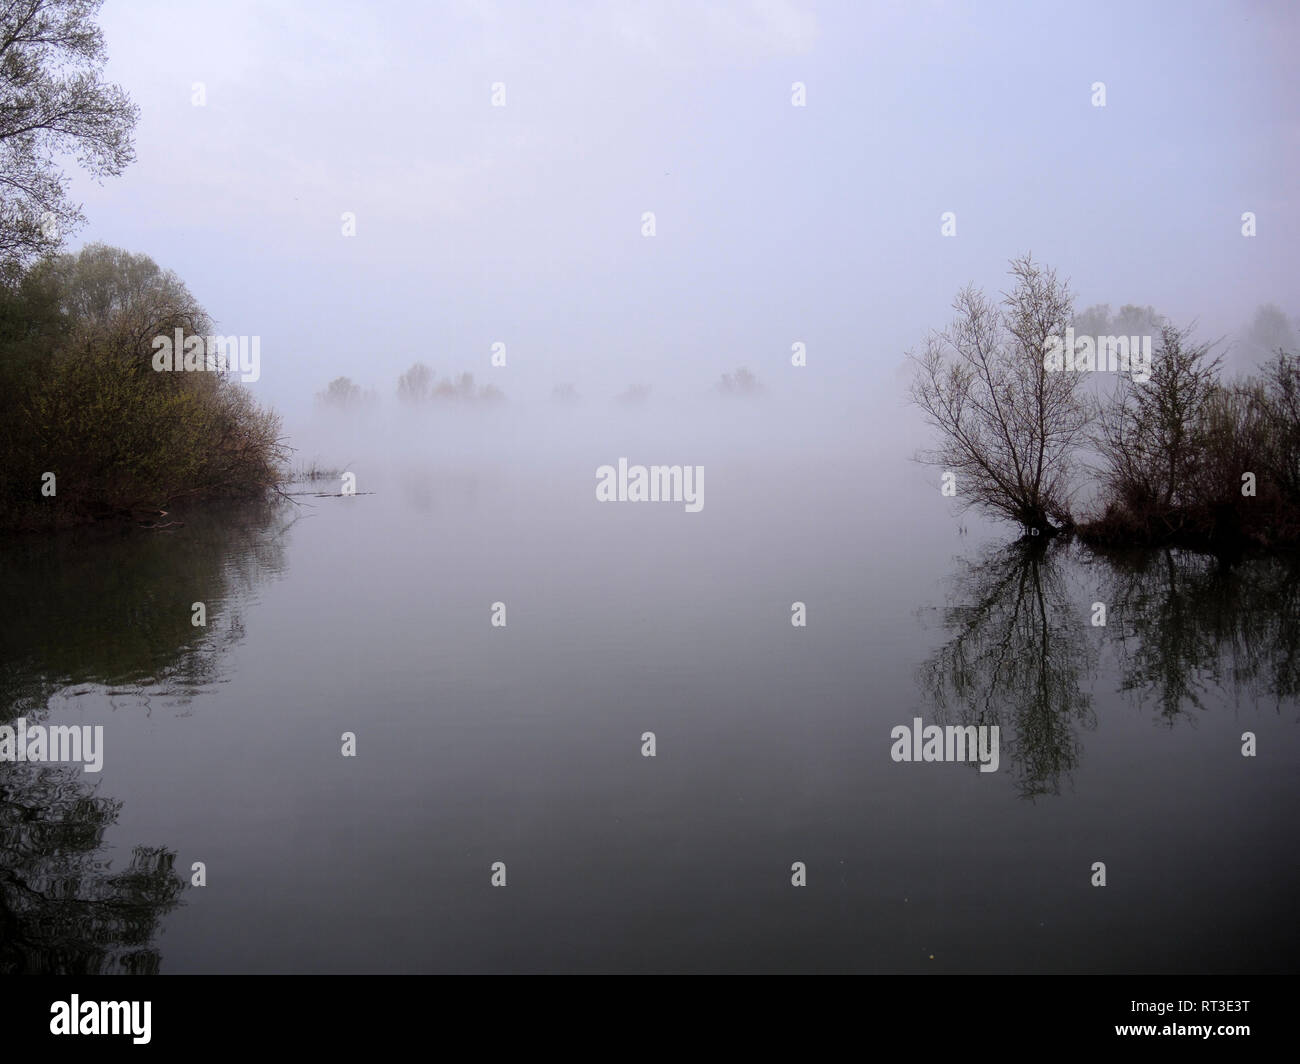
[4,389,1296,973]
[3,0,1299,977]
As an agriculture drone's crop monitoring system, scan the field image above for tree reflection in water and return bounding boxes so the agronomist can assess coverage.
[920,539,1096,799]
[0,501,294,973]
[920,537,1299,798]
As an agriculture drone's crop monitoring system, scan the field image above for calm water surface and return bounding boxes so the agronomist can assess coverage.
[3,407,1298,973]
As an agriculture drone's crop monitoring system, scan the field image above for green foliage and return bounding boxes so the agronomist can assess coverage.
[0,245,287,532]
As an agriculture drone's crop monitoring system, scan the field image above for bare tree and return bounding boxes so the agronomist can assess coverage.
[615,383,650,407]
[317,376,363,408]
[1094,323,1222,516]
[909,255,1090,535]
[396,361,433,402]
[716,366,762,396]
[1259,349,1300,501]
[1242,304,1298,368]
[0,0,139,276]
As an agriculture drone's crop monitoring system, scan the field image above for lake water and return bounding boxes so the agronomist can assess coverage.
[3,398,1298,973]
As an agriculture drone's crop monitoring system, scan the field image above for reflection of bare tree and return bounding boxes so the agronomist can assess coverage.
[0,499,294,972]
[922,540,1300,797]
[1098,548,1300,720]
[0,764,185,974]
[919,540,1096,798]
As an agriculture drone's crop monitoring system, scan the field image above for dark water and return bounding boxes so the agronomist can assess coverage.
[3,408,1298,973]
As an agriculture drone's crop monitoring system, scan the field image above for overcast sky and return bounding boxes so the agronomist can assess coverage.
[66,0,1300,421]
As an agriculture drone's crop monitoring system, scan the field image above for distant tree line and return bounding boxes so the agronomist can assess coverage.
[316,365,767,409]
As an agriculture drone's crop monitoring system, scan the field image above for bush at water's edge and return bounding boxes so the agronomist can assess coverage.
[0,246,288,533]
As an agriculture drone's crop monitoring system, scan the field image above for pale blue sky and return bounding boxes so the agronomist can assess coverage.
[67,0,1300,419]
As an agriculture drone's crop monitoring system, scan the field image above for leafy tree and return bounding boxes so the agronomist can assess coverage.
[0,245,285,530]
[0,0,139,277]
